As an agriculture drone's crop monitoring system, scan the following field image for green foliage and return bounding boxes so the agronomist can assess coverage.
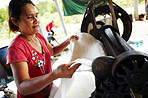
[112,0,132,7]
[139,0,145,4]
[36,1,57,16]
[0,8,9,41]
[0,20,10,38]
[63,15,83,24]
[113,0,144,7]
[0,8,8,23]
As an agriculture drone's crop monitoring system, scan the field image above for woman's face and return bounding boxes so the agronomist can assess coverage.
[18,3,40,35]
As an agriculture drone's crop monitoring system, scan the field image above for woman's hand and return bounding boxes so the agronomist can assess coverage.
[67,35,79,44]
[53,62,81,79]
[69,35,79,40]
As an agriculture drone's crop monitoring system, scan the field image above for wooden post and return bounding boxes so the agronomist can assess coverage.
[108,0,119,30]
[133,0,139,21]
[54,0,67,36]
[146,0,148,19]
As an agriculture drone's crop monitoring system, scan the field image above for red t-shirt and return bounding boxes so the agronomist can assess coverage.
[6,33,52,98]
[46,22,54,32]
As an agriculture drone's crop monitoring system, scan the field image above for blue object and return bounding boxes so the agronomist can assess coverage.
[0,46,12,76]
[0,46,8,65]
[129,41,148,54]
[0,46,9,87]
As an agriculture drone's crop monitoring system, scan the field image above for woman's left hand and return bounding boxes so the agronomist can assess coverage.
[69,35,79,41]
[66,35,79,44]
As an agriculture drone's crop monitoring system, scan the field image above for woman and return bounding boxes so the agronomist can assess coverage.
[6,0,81,97]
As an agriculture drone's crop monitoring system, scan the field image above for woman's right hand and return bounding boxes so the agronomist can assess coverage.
[53,62,81,79]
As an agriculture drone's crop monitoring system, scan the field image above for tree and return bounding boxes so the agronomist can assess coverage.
[36,1,57,16]
[0,8,8,23]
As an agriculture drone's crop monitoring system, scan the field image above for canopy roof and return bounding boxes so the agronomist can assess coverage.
[62,0,89,16]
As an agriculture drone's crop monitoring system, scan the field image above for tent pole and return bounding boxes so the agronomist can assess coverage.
[134,0,139,20]
[54,0,67,36]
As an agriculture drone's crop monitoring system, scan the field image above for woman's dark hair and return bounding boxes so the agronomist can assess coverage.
[8,0,35,33]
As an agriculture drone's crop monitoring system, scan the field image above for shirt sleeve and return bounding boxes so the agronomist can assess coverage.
[6,46,27,65]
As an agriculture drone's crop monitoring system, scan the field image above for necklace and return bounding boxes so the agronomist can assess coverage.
[21,34,42,54]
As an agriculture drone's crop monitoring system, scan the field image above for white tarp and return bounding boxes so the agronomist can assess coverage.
[51,33,106,98]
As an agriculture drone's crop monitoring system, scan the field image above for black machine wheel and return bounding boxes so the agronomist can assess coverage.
[91,56,133,98]
[81,3,132,41]
[92,56,115,83]
[90,77,133,98]
[112,51,148,95]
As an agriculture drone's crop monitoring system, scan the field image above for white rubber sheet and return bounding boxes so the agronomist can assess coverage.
[51,33,106,98]
[69,32,106,61]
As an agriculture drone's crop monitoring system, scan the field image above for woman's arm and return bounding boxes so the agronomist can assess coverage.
[10,61,81,95]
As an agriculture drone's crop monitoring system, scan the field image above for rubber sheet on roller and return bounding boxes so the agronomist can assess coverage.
[51,33,106,98]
